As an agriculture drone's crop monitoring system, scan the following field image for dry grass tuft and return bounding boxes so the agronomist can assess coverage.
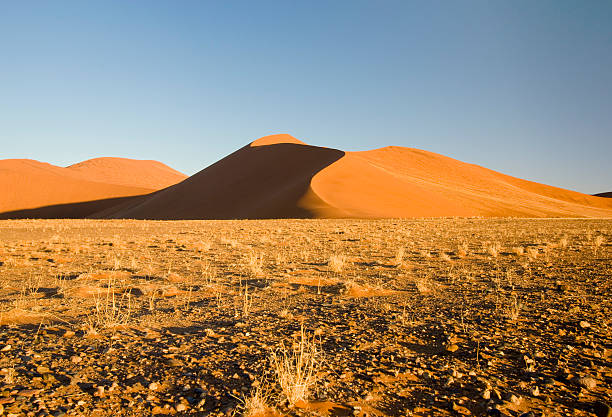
[85,278,133,334]
[487,242,502,258]
[328,254,346,273]
[237,384,277,417]
[246,252,265,277]
[394,247,405,266]
[270,326,321,406]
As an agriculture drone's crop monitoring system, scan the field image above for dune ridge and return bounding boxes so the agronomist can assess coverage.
[2,135,611,219]
[102,134,612,219]
[0,157,186,217]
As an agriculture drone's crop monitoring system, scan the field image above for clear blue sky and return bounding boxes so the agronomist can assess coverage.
[1,0,611,193]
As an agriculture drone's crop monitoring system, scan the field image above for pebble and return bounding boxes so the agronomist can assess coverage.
[148,382,159,391]
[576,376,597,390]
[579,320,591,329]
[70,355,82,364]
[445,344,459,353]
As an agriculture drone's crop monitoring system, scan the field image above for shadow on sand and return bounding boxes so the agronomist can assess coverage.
[0,143,345,220]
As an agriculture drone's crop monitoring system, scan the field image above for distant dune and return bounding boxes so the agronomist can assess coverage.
[101,134,612,219]
[594,192,612,198]
[0,158,186,218]
[66,157,187,190]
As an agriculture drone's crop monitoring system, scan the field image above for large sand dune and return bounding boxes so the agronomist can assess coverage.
[0,158,186,218]
[103,134,612,219]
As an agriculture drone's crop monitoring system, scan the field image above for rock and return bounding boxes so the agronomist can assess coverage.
[579,320,591,329]
[165,359,182,367]
[504,392,520,405]
[0,345,11,352]
[452,402,471,415]
[487,407,502,416]
[148,382,159,391]
[176,403,187,412]
[529,386,540,397]
[482,389,491,400]
[445,344,459,353]
[17,389,40,397]
[70,355,82,364]
[593,401,612,417]
[576,376,597,390]
[36,366,51,374]
[518,412,535,417]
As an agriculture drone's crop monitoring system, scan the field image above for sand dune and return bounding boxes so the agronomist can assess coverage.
[0,158,186,217]
[102,135,344,219]
[103,134,612,219]
[594,192,612,198]
[66,157,186,189]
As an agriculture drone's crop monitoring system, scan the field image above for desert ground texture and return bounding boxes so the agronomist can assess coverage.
[0,219,610,417]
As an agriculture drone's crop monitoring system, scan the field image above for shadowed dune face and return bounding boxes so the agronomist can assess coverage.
[594,192,612,198]
[2,135,612,220]
[0,196,144,220]
[105,136,345,219]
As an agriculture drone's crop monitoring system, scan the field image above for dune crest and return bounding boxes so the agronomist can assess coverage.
[0,157,186,217]
[249,133,306,147]
[3,136,611,219]
[66,157,187,189]
[102,135,612,219]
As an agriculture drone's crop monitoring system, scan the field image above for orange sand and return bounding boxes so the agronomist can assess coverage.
[0,158,186,216]
[105,134,612,219]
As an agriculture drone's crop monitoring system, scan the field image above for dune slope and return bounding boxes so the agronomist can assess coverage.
[66,157,187,189]
[103,135,612,219]
[310,146,612,218]
[104,134,344,219]
[0,158,186,218]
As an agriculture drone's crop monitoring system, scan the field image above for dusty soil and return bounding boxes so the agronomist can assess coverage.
[0,219,610,417]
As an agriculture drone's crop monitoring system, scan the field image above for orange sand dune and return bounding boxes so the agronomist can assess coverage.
[102,134,344,219]
[66,157,186,189]
[309,146,612,218]
[0,158,186,217]
[104,134,612,219]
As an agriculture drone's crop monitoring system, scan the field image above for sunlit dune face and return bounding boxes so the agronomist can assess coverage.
[249,134,306,147]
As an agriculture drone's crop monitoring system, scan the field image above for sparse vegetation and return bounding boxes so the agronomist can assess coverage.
[0,218,609,417]
[270,325,321,405]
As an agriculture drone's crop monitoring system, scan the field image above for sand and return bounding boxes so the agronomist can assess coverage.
[104,135,612,219]
[0,158,186,218]
[3,135,611,219]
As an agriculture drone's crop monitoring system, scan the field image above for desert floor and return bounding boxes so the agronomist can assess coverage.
[0,219,610,417]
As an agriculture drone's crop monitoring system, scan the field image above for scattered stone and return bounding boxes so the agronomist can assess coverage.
[576,376,597,390]
[148,382,159,391]
[445,344,459,353]
[579,320,591,329]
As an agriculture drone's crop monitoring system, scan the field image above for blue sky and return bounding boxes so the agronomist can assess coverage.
[1,1,611,193]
